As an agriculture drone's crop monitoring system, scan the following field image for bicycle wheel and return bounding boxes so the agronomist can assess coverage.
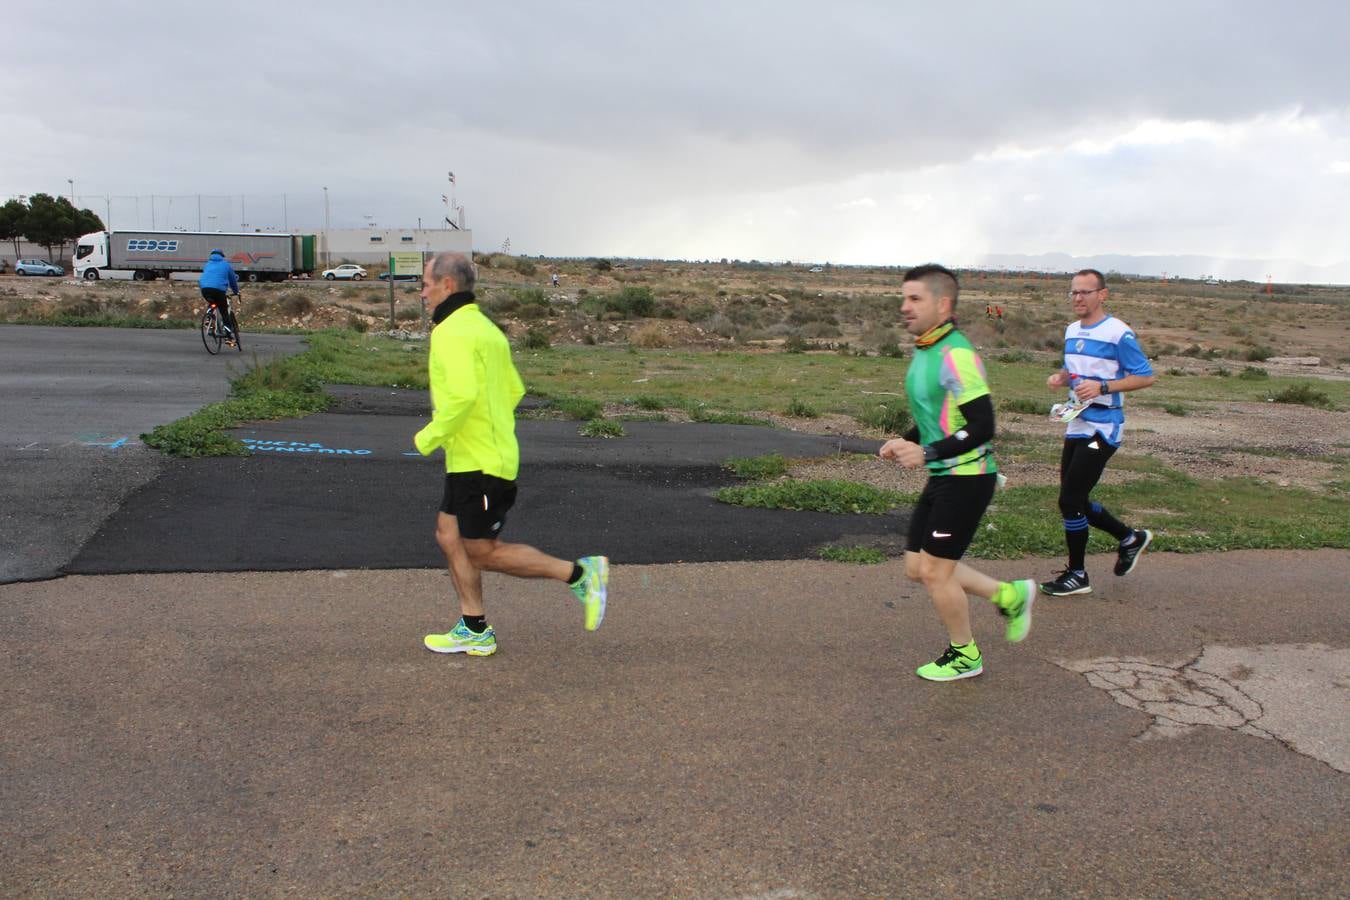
[201,308,222,354]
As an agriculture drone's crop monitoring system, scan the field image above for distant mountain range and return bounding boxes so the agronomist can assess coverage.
[976,252,1350,286]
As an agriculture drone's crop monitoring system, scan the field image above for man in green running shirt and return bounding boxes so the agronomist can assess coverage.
[878,264,1035,682]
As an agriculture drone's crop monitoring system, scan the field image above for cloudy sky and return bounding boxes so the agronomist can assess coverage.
[6,1,1350,280]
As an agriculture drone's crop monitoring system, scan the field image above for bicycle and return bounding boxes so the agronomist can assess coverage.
[201,294,243,355]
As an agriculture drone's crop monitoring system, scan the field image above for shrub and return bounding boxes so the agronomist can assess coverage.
[521,327,551,350]
[279,293,316,317]
[1271,383,1334,409]
[858,399,912,435]
[997,349,1034,363]
[1163,402,1187,416]
[579,418,625,438]
[347,316,369,333]
[592,258,612,272]
[630,323,670,348]
[784,398,819,418]
[783,334,808,353]
[554,396,602,419]
[1237,365,1269,380]
[1243,345,1275,362]
[609,286,655,318]
[878,342,905,359]
[634,395,669,410]
[800,320,842,339]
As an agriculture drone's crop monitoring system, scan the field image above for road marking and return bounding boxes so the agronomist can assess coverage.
[240,438,374,456]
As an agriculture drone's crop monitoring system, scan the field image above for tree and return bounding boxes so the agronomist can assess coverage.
[23,193,68,259]
[21,194,102,261]
[0,199,27,260]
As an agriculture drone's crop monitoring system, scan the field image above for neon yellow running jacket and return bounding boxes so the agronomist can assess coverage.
[413,302,524,479]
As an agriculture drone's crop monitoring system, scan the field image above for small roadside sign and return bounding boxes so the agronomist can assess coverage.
[387,252,424,329]
[390,252,423,276]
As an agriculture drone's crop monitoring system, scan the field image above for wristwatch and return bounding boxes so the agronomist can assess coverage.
[1099,378,1111,394]
[922,445,938,463]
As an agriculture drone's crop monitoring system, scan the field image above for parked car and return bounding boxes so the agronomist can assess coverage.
[15,258,64,276]
[321,264,368,280]
[377,271,419,282]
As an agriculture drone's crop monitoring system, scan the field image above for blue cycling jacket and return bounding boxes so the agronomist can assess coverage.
[198,251,239,293]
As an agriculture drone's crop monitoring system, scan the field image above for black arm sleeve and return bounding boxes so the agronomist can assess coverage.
[924,394,996,460]
[902,424,920,443]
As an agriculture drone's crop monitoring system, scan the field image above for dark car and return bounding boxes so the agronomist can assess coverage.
[377,271,420,282]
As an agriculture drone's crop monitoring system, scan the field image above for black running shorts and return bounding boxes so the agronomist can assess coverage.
[440,471,518,539]
[905,473,998,560]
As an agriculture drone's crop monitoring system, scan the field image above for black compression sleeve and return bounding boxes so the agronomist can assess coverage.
[902,425,920,443]
[924,394,995,460]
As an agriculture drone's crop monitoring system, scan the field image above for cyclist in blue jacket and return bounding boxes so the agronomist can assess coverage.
[199,249,241,346]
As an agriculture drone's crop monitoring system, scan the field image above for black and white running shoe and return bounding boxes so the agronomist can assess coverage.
[1114,529,1153,576]
[1040,569,1092,596]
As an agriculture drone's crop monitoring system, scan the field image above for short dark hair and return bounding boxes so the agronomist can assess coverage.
[430,252,476,292]
[1075,268,1106,290]
[903,263,960,310]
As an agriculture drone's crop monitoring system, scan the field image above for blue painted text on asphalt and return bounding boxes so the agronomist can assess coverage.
[242,438,373,456]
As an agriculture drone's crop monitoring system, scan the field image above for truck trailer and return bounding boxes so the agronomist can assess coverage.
[73,230,317,282]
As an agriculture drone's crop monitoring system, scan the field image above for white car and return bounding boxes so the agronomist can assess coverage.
[322,264,367,281]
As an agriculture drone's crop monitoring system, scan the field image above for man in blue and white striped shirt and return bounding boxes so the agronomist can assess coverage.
[1041,269,1158,597]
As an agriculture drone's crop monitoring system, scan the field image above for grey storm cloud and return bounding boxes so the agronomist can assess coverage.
[16,1,1350,167]
[6,0,1350,273]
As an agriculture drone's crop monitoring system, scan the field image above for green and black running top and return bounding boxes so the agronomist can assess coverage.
[904,323,997,476]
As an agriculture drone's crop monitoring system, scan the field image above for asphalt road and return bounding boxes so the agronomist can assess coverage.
[68,404,888,573]
[0,325,307,583]
[3,552,1347,896]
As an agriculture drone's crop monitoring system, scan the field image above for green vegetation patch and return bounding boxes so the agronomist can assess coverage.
[819,545,886,564]
[723,453,789,480]
[716,479,910,515]
[1271,383,1335,409]
[578,418,625,438]
[141,349,332,457]
[968,471,1350,558]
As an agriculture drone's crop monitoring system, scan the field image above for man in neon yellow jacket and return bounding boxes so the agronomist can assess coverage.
[414,252,608,657]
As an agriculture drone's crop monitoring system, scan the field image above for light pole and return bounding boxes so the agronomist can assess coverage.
[323,186,331,268]
[67,179,74,205]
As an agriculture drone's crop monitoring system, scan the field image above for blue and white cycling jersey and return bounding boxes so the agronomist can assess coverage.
[1062,315,1153,446]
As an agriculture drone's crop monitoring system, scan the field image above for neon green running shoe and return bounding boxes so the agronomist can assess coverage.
[424,619,497,656]
[997,578,1036,643]
[916,643,983,682]
[569,555,608,631]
